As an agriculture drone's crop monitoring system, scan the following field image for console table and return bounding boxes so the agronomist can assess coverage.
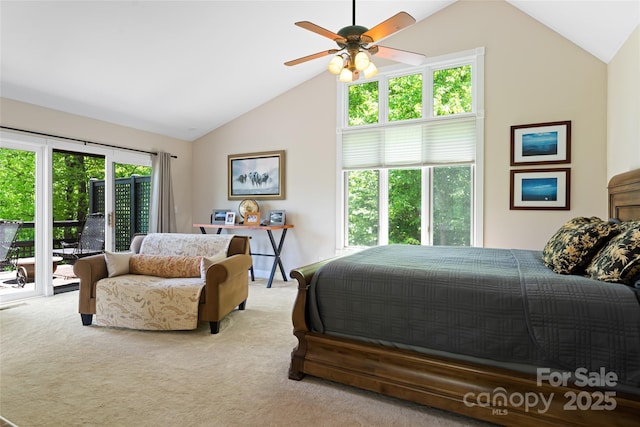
[194,223,294,288]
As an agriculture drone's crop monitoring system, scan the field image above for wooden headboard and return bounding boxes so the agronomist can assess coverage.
[609,168,640,221]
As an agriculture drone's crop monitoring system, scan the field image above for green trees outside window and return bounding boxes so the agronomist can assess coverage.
[0,148,151,248]
[348,81,378,126]
[389,169,421,245]
[389,74,422,122]
[344,61,475,247]
[347,170,379,247]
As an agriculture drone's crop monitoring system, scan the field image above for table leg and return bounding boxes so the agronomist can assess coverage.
[198,226,222,234]
[265,229,288,288]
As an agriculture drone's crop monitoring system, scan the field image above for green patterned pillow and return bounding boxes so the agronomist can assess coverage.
[542,217,620,274]
[586,221,640,284]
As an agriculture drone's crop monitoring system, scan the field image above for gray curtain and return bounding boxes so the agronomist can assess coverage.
[149,152,176,233]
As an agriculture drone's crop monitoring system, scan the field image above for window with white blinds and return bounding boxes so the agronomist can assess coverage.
[337,47,484,248]
[342,116,476,169]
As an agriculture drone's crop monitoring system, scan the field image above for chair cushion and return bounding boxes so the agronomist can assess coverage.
[129,254,202,278]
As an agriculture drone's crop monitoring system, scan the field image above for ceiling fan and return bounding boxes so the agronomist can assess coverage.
[284,0,426,82]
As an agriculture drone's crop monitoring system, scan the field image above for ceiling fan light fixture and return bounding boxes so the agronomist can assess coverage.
[363,61,378,78]
[328,55,345,75]
[354,51,370,71]
[339,68,354,82]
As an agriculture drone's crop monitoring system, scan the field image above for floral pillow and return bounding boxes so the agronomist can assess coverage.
[129,254,202,278]
[586,221,640,284]
[542,217,620,274]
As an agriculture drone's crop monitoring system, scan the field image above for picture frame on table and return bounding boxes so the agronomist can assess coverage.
[225,212,236,225]
[510,121,571,166]
[228,150,285,200]
[268,210,286,226]
[244,212,261,226]
[211,209,229,224]
[510,168,570,210]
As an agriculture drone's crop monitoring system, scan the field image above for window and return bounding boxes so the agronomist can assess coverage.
[339,48,484,248]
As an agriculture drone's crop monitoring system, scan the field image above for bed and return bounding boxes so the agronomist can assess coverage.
[289,168,640,427]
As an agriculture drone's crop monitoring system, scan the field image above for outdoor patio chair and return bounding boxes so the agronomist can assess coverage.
[0,220,28,287]
[53,213,105,262]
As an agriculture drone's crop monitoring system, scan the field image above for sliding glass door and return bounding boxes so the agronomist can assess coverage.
[0,131,151,302]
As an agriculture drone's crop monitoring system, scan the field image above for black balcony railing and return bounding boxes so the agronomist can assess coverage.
[12,220,85,260]
[7,175,150,258]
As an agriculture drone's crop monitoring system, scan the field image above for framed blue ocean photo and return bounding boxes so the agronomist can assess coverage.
[521,132,558,157]
[511,121,570,165]
[521,177,557,201]
[510,168,570,210]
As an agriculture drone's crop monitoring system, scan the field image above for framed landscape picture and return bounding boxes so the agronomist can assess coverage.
[228,150,285,200]
[510,121,571,166]
[510,168,570,210]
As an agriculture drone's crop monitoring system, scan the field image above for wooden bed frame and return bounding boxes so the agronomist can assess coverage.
[289,168,640,427]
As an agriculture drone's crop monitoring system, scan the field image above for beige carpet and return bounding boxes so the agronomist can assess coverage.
[0,279,491,427]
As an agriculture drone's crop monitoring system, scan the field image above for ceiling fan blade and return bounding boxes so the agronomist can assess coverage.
[361,12,416,43]
[295,21,347,44]
[370,45,426,66]
[284,49,339,67]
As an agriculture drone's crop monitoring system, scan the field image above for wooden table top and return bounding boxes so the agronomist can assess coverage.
[193,223,294,231]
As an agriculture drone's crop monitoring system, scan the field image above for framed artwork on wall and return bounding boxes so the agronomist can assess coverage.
[510,168,570,210]
[228,150,285,200]
[510,121,571,166]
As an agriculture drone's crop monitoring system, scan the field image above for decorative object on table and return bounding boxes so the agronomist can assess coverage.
[225,212,236,225]
[238,198,259,221]
[510,121,571,166]
[211,209,229,224]
[510,168,570,210]
[244,211,261,226]
[268,210,286,226]
[228,150,285,200]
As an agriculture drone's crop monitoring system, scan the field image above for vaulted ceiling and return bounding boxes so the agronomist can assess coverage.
[1,1,638,141]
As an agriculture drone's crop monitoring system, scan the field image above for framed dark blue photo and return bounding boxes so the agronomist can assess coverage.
[511,121,571,166]
[510,168,570,210]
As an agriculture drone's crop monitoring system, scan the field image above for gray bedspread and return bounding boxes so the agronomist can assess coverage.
[308,245,640,388]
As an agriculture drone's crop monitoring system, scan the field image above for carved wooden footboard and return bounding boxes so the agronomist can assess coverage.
[288,169,640,427]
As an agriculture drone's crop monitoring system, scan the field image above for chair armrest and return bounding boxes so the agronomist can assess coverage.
[205,254,252,284]
[201,254,252,322]
[74,253,108,314]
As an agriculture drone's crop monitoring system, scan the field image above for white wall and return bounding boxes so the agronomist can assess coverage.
[192,0,609,278]
[608,25,640,179]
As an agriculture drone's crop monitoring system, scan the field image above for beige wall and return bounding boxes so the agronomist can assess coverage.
[608,25,640,179]
[192,0,609,276]
[0,98,195,233]
[192,72,338,276]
